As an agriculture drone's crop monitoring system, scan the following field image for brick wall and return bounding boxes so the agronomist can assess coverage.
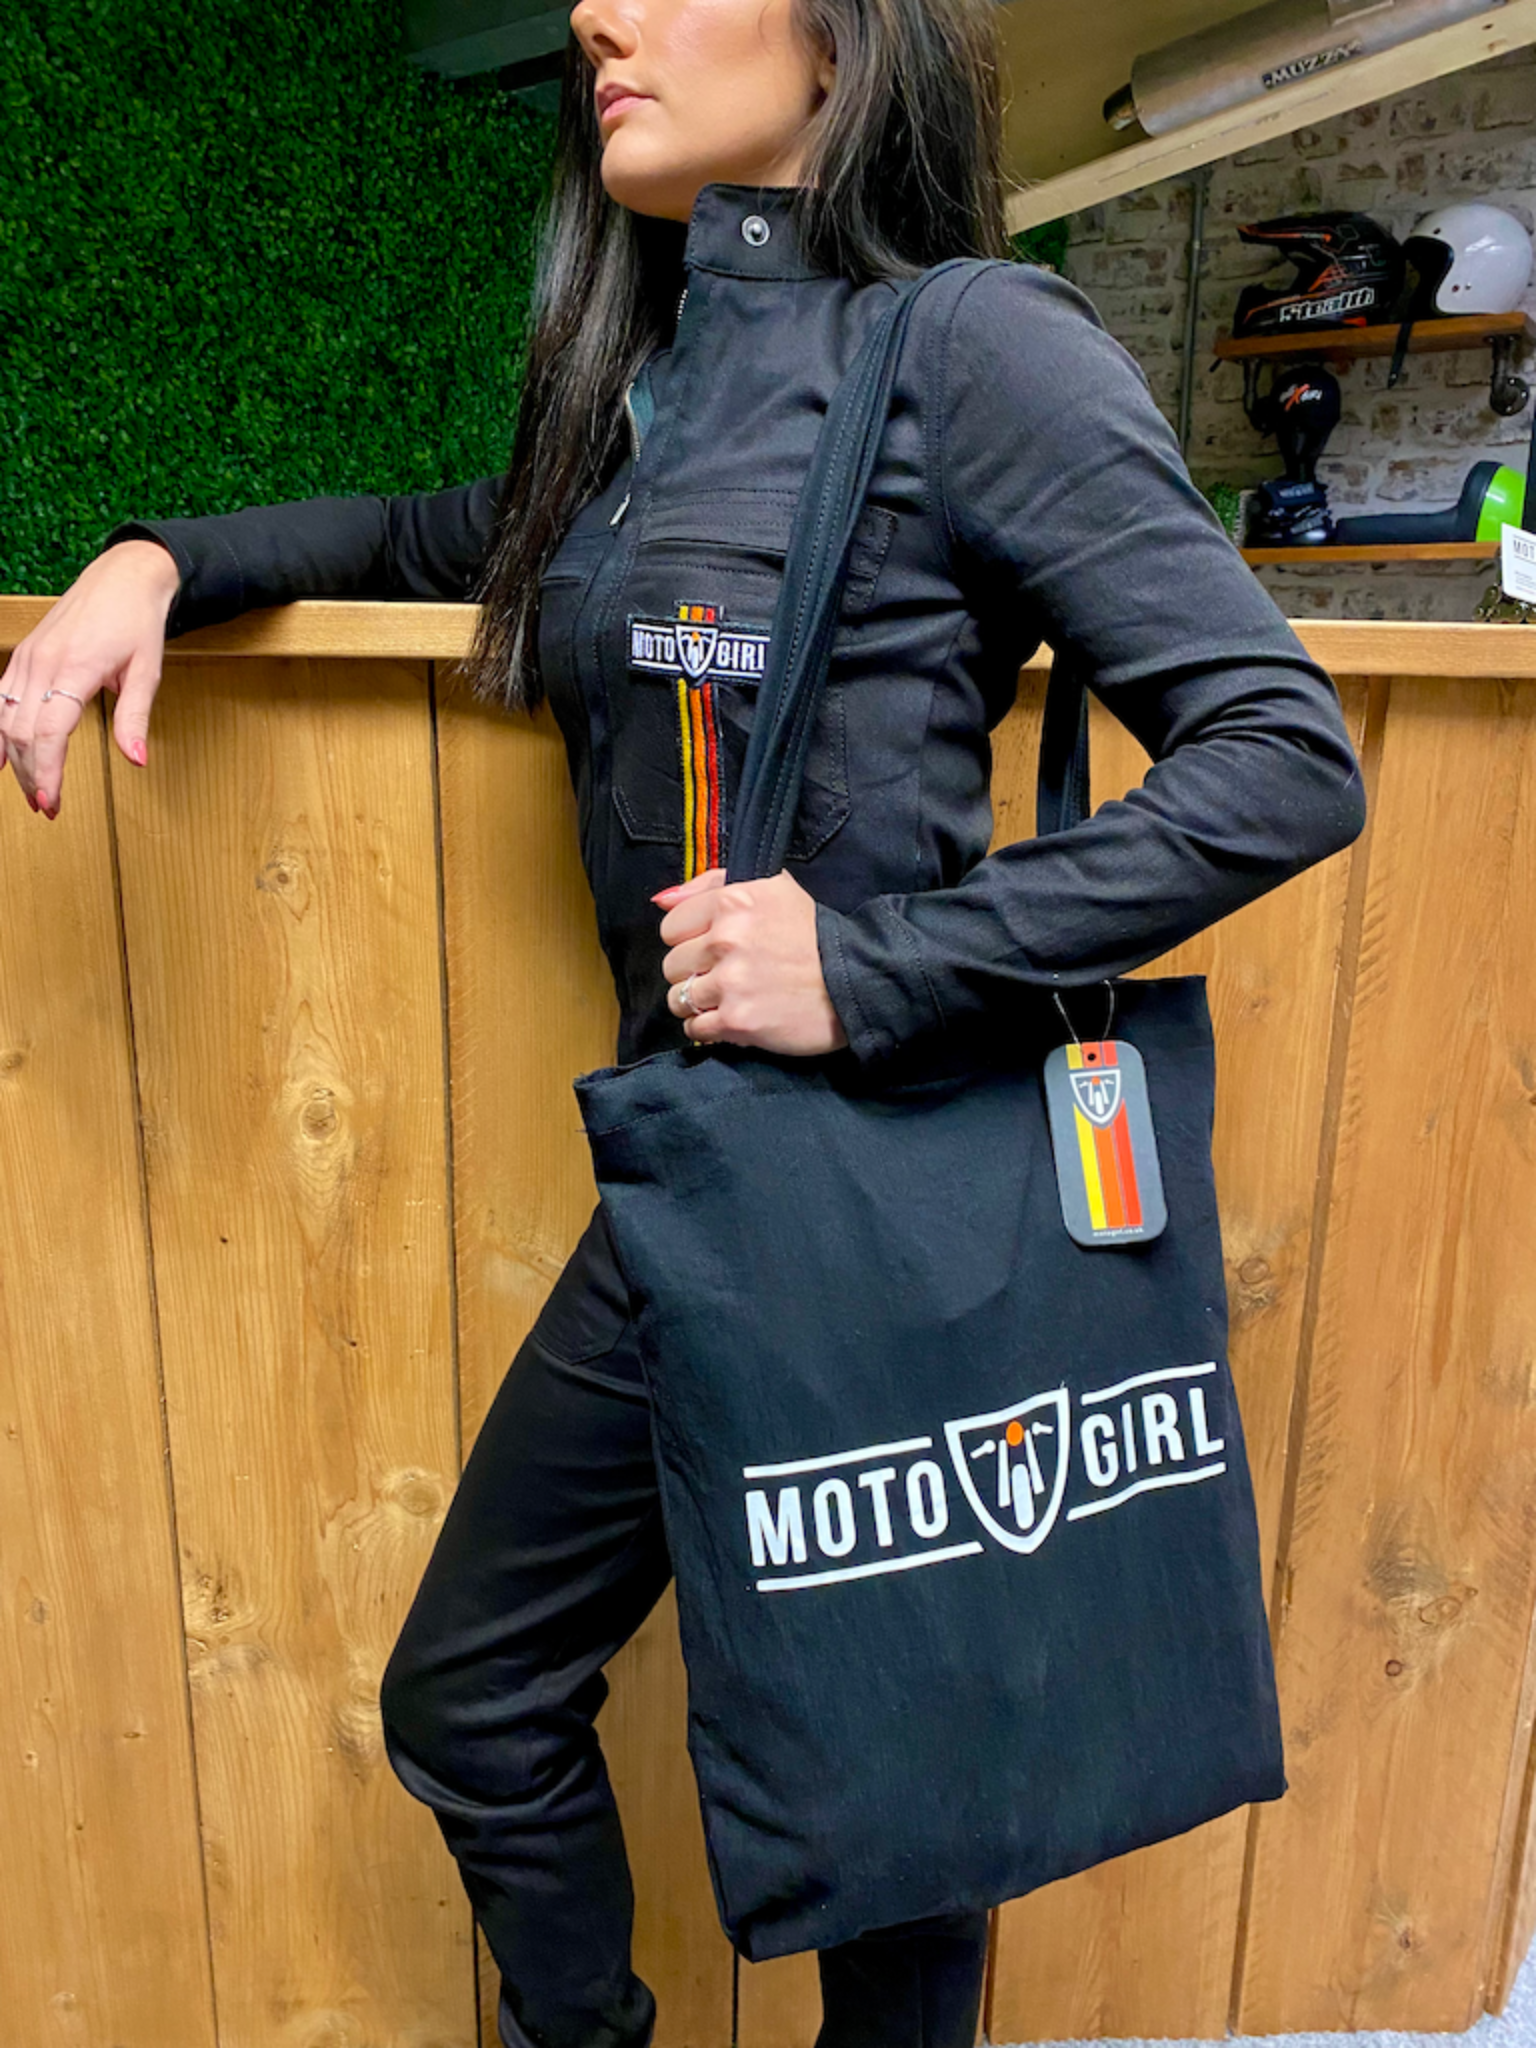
[1059,46,1536,619]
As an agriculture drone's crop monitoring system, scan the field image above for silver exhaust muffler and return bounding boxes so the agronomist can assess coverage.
[1104,0,1502,137]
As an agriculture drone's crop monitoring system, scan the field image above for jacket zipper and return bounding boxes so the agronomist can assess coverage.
[608,391,641,526]
[609,282,689,529]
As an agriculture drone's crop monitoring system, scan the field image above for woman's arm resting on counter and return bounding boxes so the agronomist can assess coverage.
[97,474,507,639]
[814,260,1368,1074]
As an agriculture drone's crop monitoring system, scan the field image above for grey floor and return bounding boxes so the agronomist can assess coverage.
[994,1929,1536,2048]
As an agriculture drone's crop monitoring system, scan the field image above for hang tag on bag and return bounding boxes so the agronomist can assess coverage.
[1042,1036,1167,1247]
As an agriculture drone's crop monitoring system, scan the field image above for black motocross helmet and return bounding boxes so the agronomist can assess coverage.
[1233,212,1407,335]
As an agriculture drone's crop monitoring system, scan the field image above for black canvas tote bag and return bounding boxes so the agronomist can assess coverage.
[572,258,1287,1963]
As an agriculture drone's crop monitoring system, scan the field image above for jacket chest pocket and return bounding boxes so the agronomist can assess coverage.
[537,535,610,836]
[608,490,895,871]
[538,529,611,695]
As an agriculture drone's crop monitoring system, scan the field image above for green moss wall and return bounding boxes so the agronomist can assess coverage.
[2,0,557,594]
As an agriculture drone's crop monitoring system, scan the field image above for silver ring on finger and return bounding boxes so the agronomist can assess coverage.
[679,973,712,1017]
[41,687,86,706]
[1,693,20,706]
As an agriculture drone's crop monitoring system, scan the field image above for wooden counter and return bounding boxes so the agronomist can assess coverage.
[7,592,1536,672]
[2,597,1533,2048]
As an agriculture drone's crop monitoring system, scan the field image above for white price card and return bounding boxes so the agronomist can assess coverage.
[1500,524,1536,604]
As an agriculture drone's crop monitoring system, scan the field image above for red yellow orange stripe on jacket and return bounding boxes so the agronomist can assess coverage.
[674,603,724,877]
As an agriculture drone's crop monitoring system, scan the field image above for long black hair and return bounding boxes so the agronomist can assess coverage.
[455,0,1013,716]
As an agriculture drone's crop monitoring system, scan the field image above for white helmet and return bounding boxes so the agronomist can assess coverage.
[1404,202,1533,314]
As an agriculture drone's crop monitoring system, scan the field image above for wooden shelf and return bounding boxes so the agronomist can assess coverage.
[1214,312,1535,364]
[1242,541,1497,563]
[1002,0,1536,233]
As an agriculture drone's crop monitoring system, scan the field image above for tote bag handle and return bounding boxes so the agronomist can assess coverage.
[724,256,1092,888]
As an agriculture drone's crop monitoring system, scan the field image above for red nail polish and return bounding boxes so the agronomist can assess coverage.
[129,737,148,766]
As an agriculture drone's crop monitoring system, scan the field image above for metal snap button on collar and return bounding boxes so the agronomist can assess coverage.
[741,214,771,247]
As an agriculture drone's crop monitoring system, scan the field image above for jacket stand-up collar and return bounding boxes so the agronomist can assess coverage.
[681,182,828,283]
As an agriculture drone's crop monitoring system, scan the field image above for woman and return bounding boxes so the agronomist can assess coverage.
[1,0,1366,2038]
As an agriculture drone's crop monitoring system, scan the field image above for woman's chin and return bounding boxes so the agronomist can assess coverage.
[600,155,695,226]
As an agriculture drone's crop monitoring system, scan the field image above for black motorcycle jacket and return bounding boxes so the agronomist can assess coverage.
[101,181,1366,1075]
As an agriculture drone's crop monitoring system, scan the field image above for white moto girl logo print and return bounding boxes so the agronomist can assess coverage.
[742,1361,1227,1592]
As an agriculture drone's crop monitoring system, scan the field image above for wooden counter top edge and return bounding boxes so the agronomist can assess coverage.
[3,596,1535,679]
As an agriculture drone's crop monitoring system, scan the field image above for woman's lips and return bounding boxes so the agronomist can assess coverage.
[599,92,652,125]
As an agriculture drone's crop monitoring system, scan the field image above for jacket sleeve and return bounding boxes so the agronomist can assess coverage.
[97,474,507,640]
[813,259,1367,1073]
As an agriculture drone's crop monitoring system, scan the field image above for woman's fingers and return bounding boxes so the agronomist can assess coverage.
[651,865,726,908]
[1,545,172,816]
[678,998,732,1043]
[2,653,94,816]
[663,933,719,1015]
[661,931,715,978]
[26,681,93,816]
[0,651,58,813]
[673,972,721,1021]
[0,629,91,816]
[0,647,29,796]
[109,645,162,769]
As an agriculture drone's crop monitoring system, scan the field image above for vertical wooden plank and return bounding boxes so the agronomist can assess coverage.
[738,1944,822,2045]
[1480,1578,1536,2014]
[434,675,737,2048]
[0,694,217,2045]
[601,1585,744,2044]
[110,658,474,2047]
[987,676,1369,2043]
[1241,677,1536,2032]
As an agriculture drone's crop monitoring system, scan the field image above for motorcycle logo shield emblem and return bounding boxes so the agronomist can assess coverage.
[1069,1065,1123,1127]
[677,621,719,680]
[943,1387,1071,1554]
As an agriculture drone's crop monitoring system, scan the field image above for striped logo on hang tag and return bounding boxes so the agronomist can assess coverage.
[1042,1039,1167,1246]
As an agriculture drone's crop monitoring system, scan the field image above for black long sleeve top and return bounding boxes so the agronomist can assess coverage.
[100,181,1366,1074]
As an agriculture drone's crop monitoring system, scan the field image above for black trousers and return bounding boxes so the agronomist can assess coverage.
[379,1200,991,2048]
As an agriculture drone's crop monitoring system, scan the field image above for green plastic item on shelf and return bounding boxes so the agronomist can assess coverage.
[1200,481,1245,540]
[1475,464,1527,543]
